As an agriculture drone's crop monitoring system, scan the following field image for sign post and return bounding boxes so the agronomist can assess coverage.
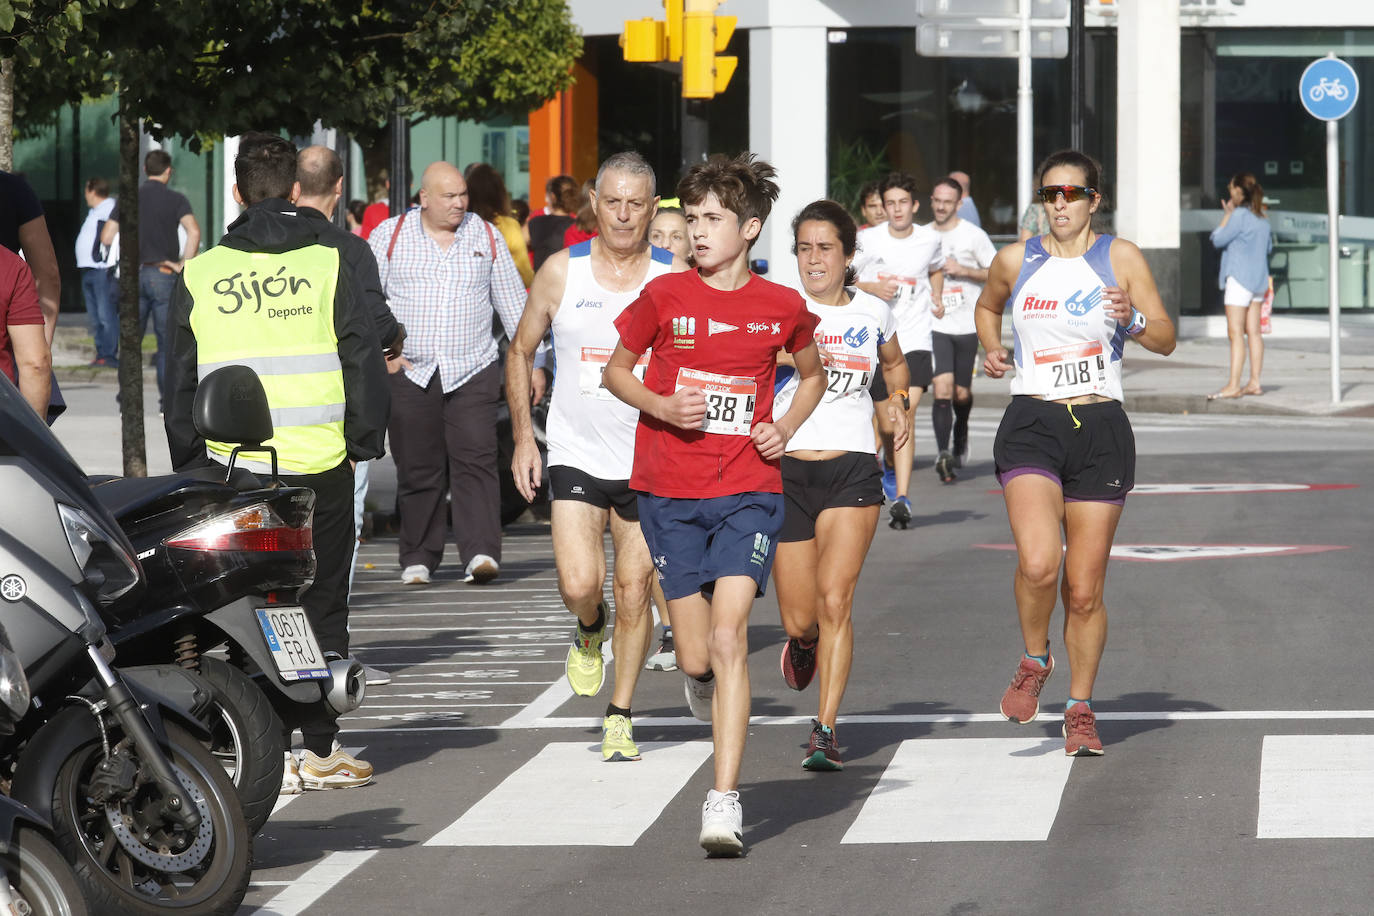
[1299,55,1359,405]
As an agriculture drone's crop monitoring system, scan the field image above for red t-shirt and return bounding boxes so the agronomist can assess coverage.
[614,270,820,498]
[0,247,42,386]
[360,201,390,240]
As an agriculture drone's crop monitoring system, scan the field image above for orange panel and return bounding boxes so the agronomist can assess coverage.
[569,61,599,183]
[528,93,564,207]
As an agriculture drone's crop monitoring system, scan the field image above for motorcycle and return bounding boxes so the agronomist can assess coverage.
[0,372,250,914]
[89,365,365,834]
[0,624,89,916]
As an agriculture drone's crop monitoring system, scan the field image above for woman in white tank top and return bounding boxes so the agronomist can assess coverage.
[973,151,1176,758]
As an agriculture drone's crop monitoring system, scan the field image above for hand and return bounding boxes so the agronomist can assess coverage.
[1102,286,1134,326]
[983,347,1013,379]
[659,386,707,430]
[161,260,184,274]
[875,275,901,299]
[386,354,413,375]
[750,421,789,460]
[815,344,840,368]
[931,298,946,320]
[942,259,963,279]
[511,436,542,503]
[887,402,910,451]
[1221,198,1235,214]
[530,367,549,405]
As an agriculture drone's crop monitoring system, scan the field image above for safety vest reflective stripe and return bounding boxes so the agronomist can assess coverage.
[201,353,343,376]
[183,244,347,476]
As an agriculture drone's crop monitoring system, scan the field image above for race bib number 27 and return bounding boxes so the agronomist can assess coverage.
[676,367,757,436]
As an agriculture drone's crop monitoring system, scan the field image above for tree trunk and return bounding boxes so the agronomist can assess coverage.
[117,102,147,476]
[0,56,14,172]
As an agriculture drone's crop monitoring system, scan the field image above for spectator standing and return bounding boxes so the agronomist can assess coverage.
[528,175,578,272]
[76,177,120,367]
[0,170,60,341]
[563,179,599,248]
[102,149,202,409]
[1207,171,1272,401]
[359,170,391,240]
[949,170,982,227]
[465,162,534,288]
[165,132,388,788]
[369,162,526,586]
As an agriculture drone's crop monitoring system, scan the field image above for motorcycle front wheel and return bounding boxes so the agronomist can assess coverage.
[195,655,285,835]
[1,826,89,916]
[50,720,251,915]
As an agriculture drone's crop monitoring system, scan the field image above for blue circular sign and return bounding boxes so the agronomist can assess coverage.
[1300,57,1359,121]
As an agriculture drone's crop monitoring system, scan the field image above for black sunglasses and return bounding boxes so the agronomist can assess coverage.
[1036,185,1097,204]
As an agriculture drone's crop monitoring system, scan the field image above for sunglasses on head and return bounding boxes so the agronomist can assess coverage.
[1036,185,1097,204]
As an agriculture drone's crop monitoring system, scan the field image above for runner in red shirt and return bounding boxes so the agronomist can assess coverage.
[606,153,825,857]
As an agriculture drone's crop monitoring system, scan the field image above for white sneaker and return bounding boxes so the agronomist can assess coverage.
[464,554,499,584]
[280,751,303,795]
[683,672,714,722]
[645,639,677,672]
[699,789,743,856]
[361,663,391,686]
[401,564,430,585]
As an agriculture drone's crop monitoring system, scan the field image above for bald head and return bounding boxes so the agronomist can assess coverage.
[297,145,343,198]
[419,161,468,232]
[949,170,971,196]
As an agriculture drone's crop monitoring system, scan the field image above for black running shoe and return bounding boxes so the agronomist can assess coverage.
[935,451,957,483]
[781,637,817,691]
[803,719,843,771]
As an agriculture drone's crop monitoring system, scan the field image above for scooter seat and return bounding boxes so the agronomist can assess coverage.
[90,475,227,521]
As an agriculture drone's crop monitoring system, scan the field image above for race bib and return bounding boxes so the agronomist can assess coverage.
[941,284,966,314]
[823,352,874,397]
[879,271,918,305]
[1031,341,1107,400]
[579,347,648,400]
[676,366,757,436]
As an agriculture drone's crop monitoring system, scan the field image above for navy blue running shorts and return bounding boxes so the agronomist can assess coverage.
[637,491,785,600]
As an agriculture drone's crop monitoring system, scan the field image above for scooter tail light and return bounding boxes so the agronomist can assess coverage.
[166,503,314,552]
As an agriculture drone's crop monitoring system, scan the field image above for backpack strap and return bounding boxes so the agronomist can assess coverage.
[386,210,407,261]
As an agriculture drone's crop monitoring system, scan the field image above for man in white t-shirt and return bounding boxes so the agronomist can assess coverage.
[852,171,944,526]
[75,177,119,367]
[929,176,997,481]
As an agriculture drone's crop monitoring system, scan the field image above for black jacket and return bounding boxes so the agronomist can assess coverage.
[292,205,402,352]
[164,198,389,472]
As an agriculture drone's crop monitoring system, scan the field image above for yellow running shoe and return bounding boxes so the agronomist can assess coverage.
[566,605,607,696]
[601,714,641,762]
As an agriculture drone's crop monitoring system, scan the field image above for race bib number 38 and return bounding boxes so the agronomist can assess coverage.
[1032,340,1106,399]
[677,367,757,436]
[580,347,648,400]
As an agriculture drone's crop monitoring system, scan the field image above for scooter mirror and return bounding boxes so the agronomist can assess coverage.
[193,366,274,446]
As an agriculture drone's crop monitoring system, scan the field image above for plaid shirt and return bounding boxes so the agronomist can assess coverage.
[370,209,526,393]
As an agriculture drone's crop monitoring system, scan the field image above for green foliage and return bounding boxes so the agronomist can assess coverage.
[9,0,582,148]
[828,135,890,217]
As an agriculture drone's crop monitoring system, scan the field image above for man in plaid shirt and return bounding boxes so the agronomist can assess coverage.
[370,161,527,585]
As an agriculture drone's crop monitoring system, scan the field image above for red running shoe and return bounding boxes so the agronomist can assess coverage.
[802,719,843,771]
[1063,704,1105,756]
[780,637,817,691]
[999,651,1054,723]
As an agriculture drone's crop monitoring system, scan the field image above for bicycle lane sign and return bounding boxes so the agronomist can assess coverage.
[1300,56,1359,121]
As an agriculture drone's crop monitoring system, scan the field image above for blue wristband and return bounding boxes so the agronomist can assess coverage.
[1126,308,1147,337]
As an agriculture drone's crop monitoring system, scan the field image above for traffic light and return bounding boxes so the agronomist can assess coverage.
[622,18,666,62]
[682,4,737,99]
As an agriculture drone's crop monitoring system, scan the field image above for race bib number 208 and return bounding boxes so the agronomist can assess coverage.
[1031,340,1106,399]
[676,367,757,436]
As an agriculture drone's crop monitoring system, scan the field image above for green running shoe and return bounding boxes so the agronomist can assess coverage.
[601,714,641,762]
[566,606,607,696]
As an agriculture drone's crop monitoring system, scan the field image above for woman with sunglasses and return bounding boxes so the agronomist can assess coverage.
[974,150,1176,757]
[773,200,910,771]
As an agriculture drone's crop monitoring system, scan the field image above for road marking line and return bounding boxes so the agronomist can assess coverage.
[1258,734,1374,838]
[843,737,1072,843]
[424,741,713,847]
[253,850,378,915]
[500,642,616,727]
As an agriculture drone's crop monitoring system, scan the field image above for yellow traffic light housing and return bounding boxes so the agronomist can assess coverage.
[682,10,737,98]
[621,18,666,62]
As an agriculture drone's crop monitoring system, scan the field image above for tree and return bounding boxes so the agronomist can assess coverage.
[7,0,582,474]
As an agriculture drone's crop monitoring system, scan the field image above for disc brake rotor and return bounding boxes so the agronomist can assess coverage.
[104,764,214,871]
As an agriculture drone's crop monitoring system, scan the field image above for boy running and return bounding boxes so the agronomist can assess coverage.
[604,153,825,856]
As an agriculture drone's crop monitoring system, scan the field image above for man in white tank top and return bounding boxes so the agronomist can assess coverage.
[506,152,689,764]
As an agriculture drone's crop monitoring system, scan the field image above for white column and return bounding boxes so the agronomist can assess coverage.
[1115,0,1179,250]
[220,135,241,235]
[749,25,829,291]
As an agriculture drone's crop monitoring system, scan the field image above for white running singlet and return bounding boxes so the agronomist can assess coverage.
[854,223,941,353]
[546,241,675,478]
[774,289,896,454]
[932,219,997,337]
[1007,234,1128,403]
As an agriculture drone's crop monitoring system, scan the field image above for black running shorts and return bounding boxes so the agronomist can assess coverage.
[779,452,884,542]
[992,396,1136,503]
[548,465,639,521]
[932,331,979,388]
[870,349,933,401]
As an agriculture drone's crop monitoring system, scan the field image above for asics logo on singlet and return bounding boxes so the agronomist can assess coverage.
[574,298,603,309]
[1064,286,1103,317]
[843,326,870,349]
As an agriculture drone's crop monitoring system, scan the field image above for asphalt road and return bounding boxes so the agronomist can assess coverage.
[207,410,1374,916]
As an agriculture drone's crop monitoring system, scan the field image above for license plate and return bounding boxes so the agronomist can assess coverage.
[255,606,330,681]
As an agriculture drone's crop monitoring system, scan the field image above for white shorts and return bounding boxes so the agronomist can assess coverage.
[1224,276,1260,307]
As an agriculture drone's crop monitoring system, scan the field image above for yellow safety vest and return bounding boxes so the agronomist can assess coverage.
[183,245,347,475]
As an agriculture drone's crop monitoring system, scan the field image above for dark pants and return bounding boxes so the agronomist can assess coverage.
[278,460,354,755]
[138,266,176,405]
[388,362,502,572]
[80,268,119,362]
